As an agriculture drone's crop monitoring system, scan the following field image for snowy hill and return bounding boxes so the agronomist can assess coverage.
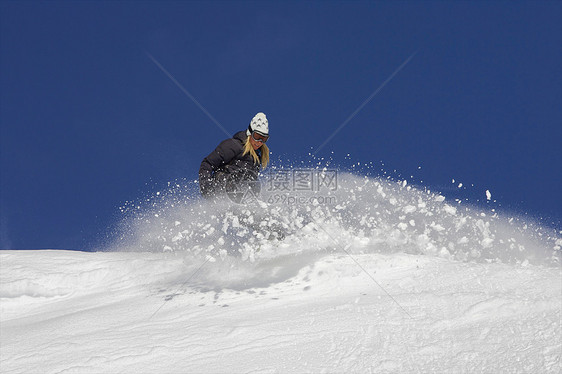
[1,172,560,373]
[1,250,560,373]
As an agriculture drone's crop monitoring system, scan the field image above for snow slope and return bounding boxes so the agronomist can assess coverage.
[1,250,560,373]
[1,172,561,373]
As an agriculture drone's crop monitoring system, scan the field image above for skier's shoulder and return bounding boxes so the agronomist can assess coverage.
[213,132,245,158]
[221,131,246,150]
[232,130,248,144]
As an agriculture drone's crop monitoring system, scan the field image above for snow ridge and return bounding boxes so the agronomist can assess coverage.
[2,169,560,373]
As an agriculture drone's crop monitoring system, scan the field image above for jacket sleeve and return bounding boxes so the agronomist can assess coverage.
[199,139,238,196]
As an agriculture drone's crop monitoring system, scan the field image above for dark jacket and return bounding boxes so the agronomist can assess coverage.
[199,131,261,197]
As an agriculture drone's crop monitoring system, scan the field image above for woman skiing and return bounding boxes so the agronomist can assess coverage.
[199,112,270,199]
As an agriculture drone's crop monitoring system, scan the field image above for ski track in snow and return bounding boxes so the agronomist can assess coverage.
[1,172,561,373]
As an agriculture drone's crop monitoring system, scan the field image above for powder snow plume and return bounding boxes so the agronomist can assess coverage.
[107,168,561,272]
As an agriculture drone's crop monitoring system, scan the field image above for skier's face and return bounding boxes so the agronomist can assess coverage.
[249,136,261,150]
[249,132,268,150]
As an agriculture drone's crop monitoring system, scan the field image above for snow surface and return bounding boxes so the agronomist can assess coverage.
[1,172,561,373]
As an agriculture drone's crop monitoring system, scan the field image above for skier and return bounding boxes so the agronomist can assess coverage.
[199,112,270,199]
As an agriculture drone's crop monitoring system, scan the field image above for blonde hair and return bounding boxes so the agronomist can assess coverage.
[243,136,269,169]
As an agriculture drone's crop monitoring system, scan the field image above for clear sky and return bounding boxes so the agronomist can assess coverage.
[1,1,560,250]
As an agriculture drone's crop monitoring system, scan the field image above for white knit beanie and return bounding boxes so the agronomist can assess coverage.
[246,112,269,136]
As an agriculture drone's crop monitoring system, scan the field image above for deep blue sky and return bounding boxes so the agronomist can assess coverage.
[1,1,560,250]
